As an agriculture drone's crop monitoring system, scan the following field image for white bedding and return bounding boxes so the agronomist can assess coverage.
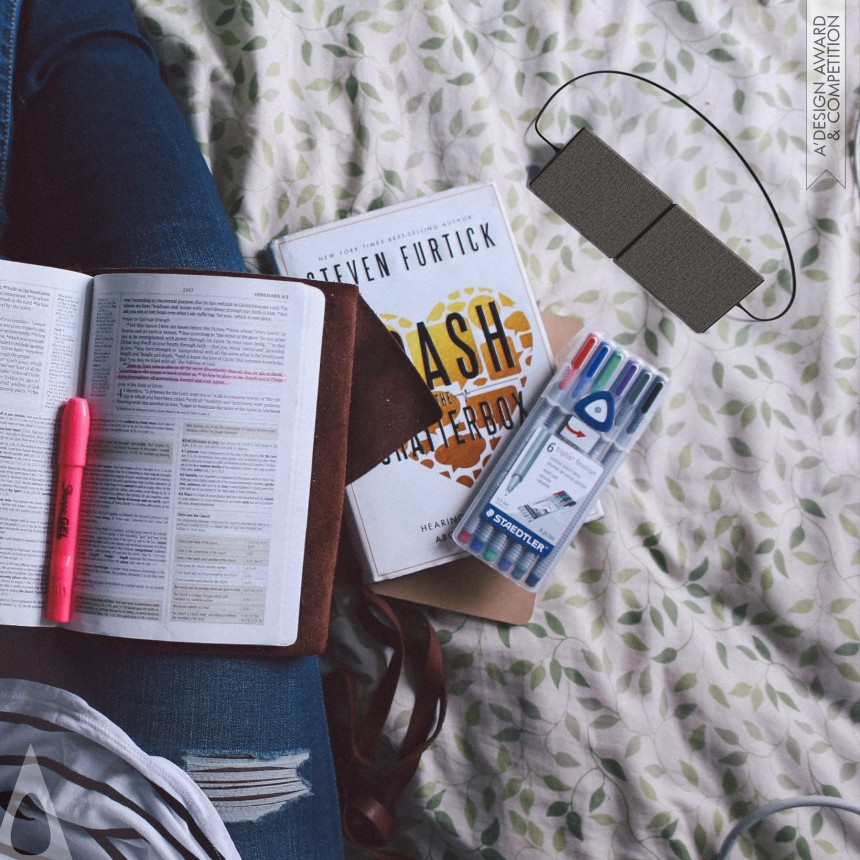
[133,1,859,856]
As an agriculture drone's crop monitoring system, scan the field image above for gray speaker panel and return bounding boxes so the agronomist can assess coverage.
[615,205,763,333]
[528,128,672,258]
[528,128,764,331]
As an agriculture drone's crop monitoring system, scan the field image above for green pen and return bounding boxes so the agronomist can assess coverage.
[593,349,623,391]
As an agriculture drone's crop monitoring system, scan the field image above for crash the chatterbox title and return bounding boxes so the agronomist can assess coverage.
[381,285,536,490]
[268,182,556,580]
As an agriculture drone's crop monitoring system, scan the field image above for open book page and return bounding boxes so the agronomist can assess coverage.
[72,272,324,646]
[0,261,92,626]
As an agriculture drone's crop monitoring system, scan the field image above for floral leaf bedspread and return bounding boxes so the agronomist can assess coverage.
[133,1,859,857]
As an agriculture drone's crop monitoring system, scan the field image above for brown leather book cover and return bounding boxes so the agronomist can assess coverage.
[287,279,442,654]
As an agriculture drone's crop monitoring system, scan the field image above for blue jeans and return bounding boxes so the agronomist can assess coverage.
[0,2,343,857]
[2,0,245,272]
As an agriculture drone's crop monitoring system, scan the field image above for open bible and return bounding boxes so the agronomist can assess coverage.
[1,262,325,647]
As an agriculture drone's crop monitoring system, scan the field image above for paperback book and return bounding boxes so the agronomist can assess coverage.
[269,182,559,583]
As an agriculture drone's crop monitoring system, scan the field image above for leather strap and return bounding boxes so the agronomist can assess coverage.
[324,587,447,857]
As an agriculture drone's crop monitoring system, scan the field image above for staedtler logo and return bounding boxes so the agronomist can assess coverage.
[0,746,73,859]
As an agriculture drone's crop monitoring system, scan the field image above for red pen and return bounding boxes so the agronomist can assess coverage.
[558,332,597,390]
[46,397,90,623]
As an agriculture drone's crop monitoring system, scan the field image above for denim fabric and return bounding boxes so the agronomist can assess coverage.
[0,1,343,856]
[2,0,246,272]
[0,627,346,859]
[0,0,21,240]
[69,639,344,860]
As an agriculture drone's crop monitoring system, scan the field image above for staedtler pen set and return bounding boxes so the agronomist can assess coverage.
[453,330,668,591]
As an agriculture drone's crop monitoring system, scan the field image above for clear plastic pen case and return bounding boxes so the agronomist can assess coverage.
[453,330,668,591]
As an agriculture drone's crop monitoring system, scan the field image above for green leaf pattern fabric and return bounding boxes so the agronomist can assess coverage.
[132,1,859,856]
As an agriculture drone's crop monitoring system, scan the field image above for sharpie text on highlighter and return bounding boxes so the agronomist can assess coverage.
[55,482,75,539]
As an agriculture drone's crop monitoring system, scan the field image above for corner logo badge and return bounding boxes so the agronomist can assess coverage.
[0,745,73,859]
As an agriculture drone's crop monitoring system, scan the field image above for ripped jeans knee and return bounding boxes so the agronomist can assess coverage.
[183,751,313,823]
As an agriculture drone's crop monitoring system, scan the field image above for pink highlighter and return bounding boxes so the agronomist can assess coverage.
[46,397,90,623]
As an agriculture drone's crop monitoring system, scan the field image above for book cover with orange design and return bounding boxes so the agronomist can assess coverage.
[269,183,555,582]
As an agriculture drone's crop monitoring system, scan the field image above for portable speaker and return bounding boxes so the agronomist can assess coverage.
[528,127,764,333]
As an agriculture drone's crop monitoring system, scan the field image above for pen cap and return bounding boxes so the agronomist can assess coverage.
[548,331,608,404]
[58,398,91,466]
[613,375,667,452]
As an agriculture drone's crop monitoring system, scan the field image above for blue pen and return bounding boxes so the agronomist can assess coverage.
[568,340,611,400]
[467,519,494,553]
[497,542,525,573]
